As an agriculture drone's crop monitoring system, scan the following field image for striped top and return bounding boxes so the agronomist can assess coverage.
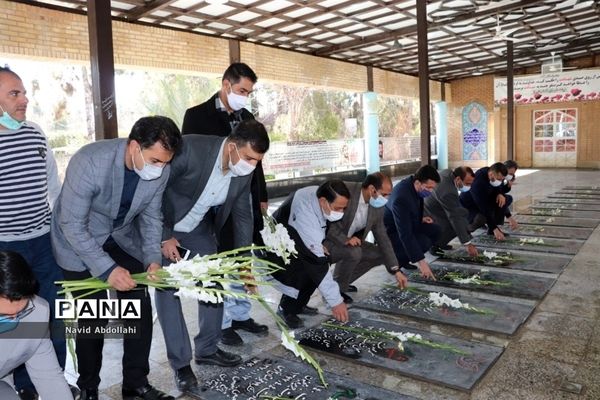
[0,122,60,241]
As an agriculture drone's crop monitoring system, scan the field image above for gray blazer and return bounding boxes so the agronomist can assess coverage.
[51,139,167,276]
[0,296,73,400]
[425,168,472,244]
[162,135,253,247]
[324,181,398,272]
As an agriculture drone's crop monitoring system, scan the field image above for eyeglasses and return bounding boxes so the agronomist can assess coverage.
[0,300,35,321]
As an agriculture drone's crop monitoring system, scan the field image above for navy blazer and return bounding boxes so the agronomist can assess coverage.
[459,167,499,230]
[383,175,426,263]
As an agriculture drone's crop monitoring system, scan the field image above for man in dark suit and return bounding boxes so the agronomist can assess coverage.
[384,165,441,280]
[425,167,479,257]
[324,173,407,304]
[182,63,267,346]
[157,120,269,395]
[52,116,181,400]
[496,160,519,230]
[459,162,509,240]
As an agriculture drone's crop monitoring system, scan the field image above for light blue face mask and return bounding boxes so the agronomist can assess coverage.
[0,105,25,130]
[459,185,471,193]
[369,194,388,208]
[0,316,19,334]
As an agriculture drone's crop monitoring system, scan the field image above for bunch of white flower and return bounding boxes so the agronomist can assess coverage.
[519,237,545,245]
[164,256,224,303]
[387,331,423,351]
[452,274,482,285]
[260,215,298,264]
[483,250,497,260]
[429,292,468,309]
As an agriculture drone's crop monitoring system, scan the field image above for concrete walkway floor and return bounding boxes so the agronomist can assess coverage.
[66,168,600,400]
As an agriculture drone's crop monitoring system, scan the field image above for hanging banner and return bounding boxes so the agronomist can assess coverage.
[494,69,600,105]
[262,139,365,175]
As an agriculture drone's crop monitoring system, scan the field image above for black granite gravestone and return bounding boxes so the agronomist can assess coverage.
[540,197,600,205]
[297,314,504,391]
[505,224,592,240]
[354,285,536,335]
[534,201,600,211]
[515,214,599,228]
[417,262,556,299]
[519,207,600,219]
[472,234,583,255]
[436,247,571,273]
[198,356,416,400]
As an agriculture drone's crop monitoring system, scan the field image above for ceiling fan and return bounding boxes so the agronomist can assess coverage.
[489,14,525,42]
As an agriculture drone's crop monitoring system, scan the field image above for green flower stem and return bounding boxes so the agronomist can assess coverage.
[322,323,469,355]
[255,297,327,387]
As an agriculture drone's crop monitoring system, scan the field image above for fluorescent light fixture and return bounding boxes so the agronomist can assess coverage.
[472,70,483,76]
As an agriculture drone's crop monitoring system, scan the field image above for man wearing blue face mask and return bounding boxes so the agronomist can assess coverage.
[0,67,67,400]
[495,160,519,231]
[426,167,479,257]
[182,63,269,347]
[52,116,181,400]
[0,251,73,400]
[384,165,441,280]
[459,162,509,241]
[324,173,408,304]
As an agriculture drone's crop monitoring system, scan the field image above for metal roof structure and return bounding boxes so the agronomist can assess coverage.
[15,0,600,81]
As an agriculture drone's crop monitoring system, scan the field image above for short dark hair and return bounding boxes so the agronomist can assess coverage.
[453,166,475,180]
[0,251,38,301]
[223,63,257,84]
[490,162,508,176]
[362,172,391,190]
[228,119,270,154]
[415,165,440,183]
[317,179,351,203]
[128,116,182,153]
[504,160,519,171]
[0,66,21,82]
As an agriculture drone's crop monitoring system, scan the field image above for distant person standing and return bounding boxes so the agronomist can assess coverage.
[0,67,66,400]
[182,63,268,346]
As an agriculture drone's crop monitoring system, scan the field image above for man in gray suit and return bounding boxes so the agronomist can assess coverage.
[0,251,72,400]
[157,119,269,395]
[425,166,479,257]
[51,116,181,400]
[324,172,407,304]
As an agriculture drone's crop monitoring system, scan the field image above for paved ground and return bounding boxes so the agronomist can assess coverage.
[66,168,600,400]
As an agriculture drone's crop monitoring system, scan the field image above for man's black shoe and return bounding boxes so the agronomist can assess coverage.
[231,318,268,335]
[122,384,174,400]
[195,348,242,367]
[174,365,198,392]
[401,263,418,270]
[429,246,445,256]
[340,292,354,304]
[18,389,38,400]
[221,327,243,346]
[79,388,99,400]
[347,285,358,293]
[277,308,304,329]
[299,305,319,315]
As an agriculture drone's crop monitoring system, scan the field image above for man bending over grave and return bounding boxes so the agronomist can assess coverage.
[459,162,509,240]
[384,165,441,279]
[495,160,519,231]
[269,180,350,329]
[425,166,480,257]
[324,172,407,304]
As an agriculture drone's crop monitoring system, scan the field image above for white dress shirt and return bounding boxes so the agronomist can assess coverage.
[347,192,368,237]
[174,139,232,232]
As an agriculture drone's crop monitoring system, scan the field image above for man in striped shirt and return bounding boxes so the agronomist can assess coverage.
[0,67,66,400]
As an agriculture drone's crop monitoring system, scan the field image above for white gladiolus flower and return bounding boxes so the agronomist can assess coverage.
[281,331,305,360]
[429,292,467,309]
[260,215,298,264]
[483,250,497,260]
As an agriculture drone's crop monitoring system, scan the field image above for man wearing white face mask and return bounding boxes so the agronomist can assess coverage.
[182,63,269,346]
[52,116,181,400]
[324,173,407,304]
[459,162,509,241]
[495,160,519,231]
[267,180,351,329]
[426,167,479,257]
[157,120,269,396]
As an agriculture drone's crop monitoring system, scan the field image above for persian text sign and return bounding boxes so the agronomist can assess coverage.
[262,139,365,175]
[494,69,600,105]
